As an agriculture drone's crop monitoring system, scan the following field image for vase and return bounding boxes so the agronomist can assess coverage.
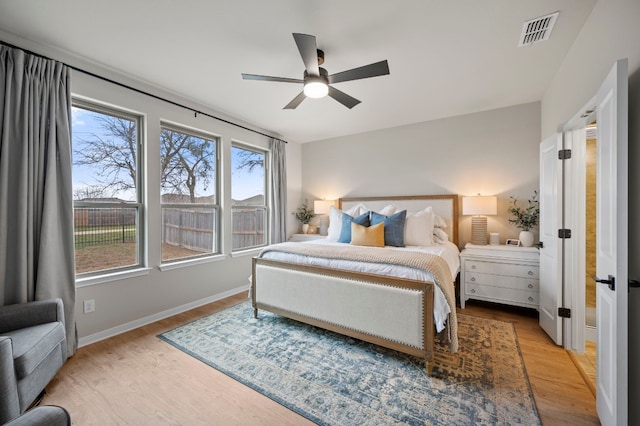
[302,224,309,234]
[519,230,534,247]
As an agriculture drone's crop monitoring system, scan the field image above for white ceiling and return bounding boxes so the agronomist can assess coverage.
[0,0,596,143]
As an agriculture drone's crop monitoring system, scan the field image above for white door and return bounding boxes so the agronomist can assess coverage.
[539,134,563,345]
[595,58,628,426]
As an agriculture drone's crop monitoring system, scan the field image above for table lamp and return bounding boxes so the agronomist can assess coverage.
[462,195,497,245]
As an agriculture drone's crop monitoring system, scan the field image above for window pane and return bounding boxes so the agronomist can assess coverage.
[231,146,265,205]
[160,127,216,204]
[72,106,138,202]
[232,145,266,251]
[72,104,141,275]
[232,207,266,250]
[74,206,139,274]
[161,207,217,261]
[161,126,218,262]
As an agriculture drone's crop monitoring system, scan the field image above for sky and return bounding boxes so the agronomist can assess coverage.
[72,106,264,202]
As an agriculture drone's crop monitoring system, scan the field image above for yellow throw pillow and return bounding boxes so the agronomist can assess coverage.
[350,222,385,247]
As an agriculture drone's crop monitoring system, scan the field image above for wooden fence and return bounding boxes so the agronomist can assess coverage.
[74,207,266,251]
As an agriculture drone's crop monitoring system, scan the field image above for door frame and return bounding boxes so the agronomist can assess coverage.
[559,101,596,352]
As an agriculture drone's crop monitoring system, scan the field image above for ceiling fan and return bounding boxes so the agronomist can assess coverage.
[241,33,390,110]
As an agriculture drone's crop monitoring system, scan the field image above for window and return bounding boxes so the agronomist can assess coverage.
[161,124,219,262]
[72,101,143,275]
[231,144,267,251]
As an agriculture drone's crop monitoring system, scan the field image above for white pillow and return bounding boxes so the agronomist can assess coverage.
[433,227,449,243]
[404,207,435,246]
[327,204,367,241]
[376,204,397,216]
[434,214,447,229]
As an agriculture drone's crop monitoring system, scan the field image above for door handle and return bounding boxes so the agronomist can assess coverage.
[593,275,615,291]
[630,280,640,290]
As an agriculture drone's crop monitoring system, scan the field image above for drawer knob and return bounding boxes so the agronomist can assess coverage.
[528,283,534,289]
[471,289,476,294]
[528,270,534,276]
[528,296,534,302]
[471,265,477,270]
[470,277,476,282]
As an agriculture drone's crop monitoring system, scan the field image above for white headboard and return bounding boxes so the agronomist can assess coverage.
[339,194,459,245]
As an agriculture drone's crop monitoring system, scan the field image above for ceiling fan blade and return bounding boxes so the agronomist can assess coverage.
[292,33,319,76]
[283,92,306,109]
[242,73,303,83]
[328,60,390,84]
[328,86,361,109]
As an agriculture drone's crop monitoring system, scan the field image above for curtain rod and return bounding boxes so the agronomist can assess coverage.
[0,39,287,143]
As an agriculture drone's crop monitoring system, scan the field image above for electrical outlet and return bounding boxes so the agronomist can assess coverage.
[83,299,95,314]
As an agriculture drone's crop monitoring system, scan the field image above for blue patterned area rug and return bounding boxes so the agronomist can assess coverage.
[158,302,540,425]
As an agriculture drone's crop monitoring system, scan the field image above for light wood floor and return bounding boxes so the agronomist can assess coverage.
[42,293,600,425]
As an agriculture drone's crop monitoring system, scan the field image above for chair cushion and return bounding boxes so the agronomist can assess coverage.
[2,323,65,379]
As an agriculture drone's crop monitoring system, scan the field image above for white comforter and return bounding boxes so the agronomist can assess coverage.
[259,239,460,332]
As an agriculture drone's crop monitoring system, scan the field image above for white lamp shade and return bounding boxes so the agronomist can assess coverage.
[462,196,498,216]
[313,199,335,215]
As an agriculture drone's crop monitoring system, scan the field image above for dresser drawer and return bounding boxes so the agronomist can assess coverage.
[464,260,539,279]
[464,272,539,292]
[465,283,539,306]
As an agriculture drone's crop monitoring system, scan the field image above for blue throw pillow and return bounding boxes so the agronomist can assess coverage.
[370,210,407,247]
[338,212,370,243]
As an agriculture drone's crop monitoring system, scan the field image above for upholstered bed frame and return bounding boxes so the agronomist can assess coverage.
[251,194,459,373]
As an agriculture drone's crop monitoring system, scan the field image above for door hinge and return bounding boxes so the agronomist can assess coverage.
[558,307,571,318]
[558,229,572,239]
[558,149,572,160]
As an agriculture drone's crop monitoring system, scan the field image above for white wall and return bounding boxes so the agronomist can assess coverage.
[540,0,640,421]
[0,30,302,345]
[301,102,541,248]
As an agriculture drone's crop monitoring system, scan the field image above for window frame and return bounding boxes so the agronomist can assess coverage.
[231,142,269,252]
[159,122,221,263]
[71,99,145,277]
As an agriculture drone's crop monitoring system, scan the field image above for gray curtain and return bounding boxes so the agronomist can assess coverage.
[269,138,287,243]
[0,46,77,355]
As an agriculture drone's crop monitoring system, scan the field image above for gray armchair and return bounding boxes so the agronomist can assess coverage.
[0,299,68,424]
[3,405,71,426]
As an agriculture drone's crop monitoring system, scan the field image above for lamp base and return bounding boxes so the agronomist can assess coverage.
[470,216,488,245]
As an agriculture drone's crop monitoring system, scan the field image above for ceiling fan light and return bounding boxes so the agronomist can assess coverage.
[304,80,328,98]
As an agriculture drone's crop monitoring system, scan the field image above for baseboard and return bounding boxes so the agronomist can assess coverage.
[78,285,249,348]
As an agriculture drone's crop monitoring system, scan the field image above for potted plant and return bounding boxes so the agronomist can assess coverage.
[295,199,315,233]
[508,191,540,247]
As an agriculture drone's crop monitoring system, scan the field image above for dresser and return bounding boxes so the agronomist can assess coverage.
[460,243,540,310]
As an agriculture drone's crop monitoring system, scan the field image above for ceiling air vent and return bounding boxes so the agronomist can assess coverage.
[519,11,559,47]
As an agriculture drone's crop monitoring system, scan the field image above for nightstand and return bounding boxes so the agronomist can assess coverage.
[288,233,326,242]
[460,243,539,310]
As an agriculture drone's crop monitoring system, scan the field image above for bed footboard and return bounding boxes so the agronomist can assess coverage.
[252,257,435,370]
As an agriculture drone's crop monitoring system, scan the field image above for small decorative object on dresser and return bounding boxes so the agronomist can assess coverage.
[507,191,540,247]
[460,243,539,310]
[295,199,315,233]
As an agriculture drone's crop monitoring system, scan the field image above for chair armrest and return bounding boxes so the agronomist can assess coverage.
[4,405,71,426]
[0,336,21,423]
[0,299,65,334]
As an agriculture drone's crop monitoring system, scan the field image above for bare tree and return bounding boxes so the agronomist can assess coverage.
[73,185,110,201]
[234,148,264,173]
[161,129,215,202]
[73,116,137,195]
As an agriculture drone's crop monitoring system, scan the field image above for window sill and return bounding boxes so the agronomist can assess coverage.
[76,267,152,288]
[159,253,226,271]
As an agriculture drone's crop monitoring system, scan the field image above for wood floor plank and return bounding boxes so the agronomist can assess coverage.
[40,294,599,425]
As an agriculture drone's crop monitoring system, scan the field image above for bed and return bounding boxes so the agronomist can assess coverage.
[251,194,460,373]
